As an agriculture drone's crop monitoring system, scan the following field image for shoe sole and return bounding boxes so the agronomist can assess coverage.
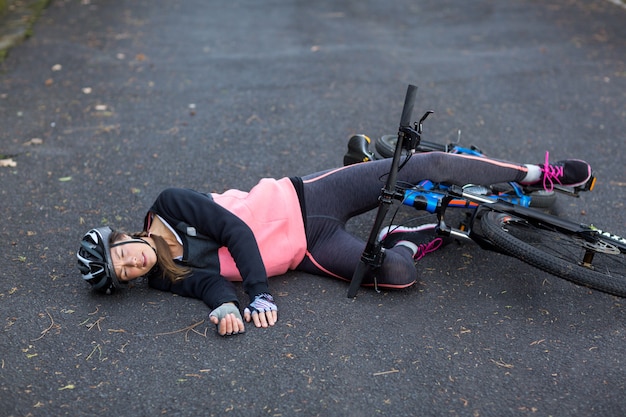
[378,224,438,243]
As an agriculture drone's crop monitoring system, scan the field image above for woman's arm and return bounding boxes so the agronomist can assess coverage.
[150,188,270,300]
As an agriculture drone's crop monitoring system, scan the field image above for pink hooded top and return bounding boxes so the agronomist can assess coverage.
[211,177,307,281]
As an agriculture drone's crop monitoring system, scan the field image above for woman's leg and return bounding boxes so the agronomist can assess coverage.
[297,152,529,286]
[296,215,420,287]
[301,152,528,222]
[297,151,591,286]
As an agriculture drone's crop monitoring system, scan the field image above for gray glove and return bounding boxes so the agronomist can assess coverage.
[209,303,243,330]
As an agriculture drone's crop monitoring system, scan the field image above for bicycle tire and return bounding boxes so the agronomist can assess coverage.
[375,135,447,159]
[480,211,626,297]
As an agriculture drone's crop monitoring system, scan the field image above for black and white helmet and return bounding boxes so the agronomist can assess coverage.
[77,227,127,293]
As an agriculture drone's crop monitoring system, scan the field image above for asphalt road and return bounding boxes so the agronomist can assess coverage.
[1,1,625,416]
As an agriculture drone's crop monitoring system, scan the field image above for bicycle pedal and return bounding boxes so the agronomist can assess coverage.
[580,172,597,192]
[551,172,597,196]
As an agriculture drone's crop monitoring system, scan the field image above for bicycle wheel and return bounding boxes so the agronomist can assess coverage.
[480,211,626,297]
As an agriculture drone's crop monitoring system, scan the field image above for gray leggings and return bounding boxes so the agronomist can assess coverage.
[295,152,528,288]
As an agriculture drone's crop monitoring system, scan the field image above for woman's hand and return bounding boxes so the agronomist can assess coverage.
[209,302,245,336]
[244,293,278,328]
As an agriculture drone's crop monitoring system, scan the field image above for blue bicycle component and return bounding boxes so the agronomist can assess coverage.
[402,180,532,212]
[449,146,482,157]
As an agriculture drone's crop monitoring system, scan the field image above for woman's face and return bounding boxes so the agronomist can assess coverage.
[110,235,157,281]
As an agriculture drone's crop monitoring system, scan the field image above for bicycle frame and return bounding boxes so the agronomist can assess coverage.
[405,183,626,253]
[406,180,533,208]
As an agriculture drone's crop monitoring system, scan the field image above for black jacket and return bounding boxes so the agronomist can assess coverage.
[144,188,269,309]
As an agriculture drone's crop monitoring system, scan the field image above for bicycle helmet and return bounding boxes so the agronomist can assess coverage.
[77,227,127,293]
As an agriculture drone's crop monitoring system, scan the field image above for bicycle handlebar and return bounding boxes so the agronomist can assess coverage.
[400,84,417,127]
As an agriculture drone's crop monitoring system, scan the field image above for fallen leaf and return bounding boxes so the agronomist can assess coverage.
[58,176,72,182]
[23,138,43,146]
[490,358,514,369]
[373,369,399,376]
[0,158,16,167]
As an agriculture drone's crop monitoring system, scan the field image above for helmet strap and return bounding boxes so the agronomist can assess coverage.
[111,237,158,256]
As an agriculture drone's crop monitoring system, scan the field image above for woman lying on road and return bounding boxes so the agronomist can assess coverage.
[77,141,592,336]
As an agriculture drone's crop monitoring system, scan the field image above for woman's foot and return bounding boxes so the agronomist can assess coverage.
[525,152,594,191]
[378,225,449,260]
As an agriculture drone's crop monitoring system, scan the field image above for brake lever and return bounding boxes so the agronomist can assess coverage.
[418,110,434,131]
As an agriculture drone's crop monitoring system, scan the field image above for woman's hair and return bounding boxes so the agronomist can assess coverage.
[109,230,191,283]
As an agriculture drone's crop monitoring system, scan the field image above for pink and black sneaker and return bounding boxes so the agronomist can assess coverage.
[539,152,595,192]
[378,225,449,260]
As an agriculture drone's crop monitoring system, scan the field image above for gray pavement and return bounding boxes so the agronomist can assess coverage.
[1,1,626,416]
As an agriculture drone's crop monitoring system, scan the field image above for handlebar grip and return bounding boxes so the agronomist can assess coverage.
[399,84,417,127]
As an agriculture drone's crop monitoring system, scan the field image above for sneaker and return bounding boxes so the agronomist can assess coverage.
[378,225,446,260]
[540,151,593,192]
